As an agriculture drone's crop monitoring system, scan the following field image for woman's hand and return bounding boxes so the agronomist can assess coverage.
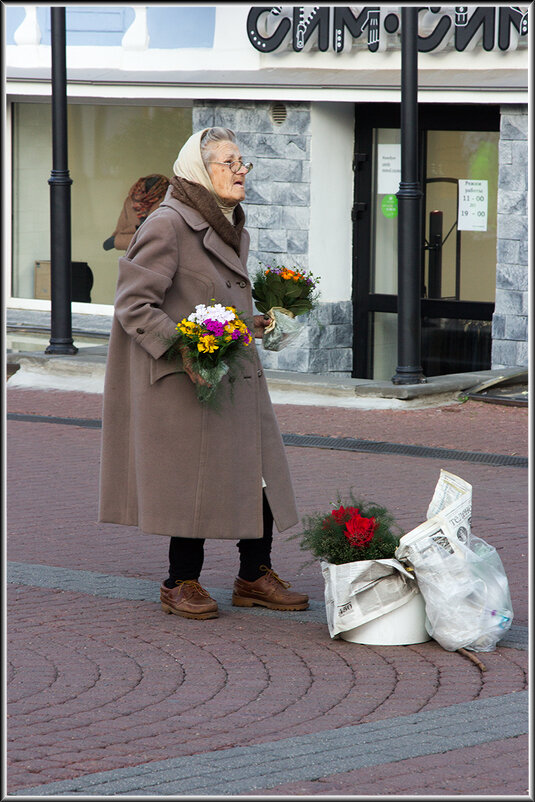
[178,345,211,387]
[253,314,271,339]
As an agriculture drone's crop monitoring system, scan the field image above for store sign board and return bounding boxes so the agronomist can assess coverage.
[458,179,488,232]
[247,6,528,54]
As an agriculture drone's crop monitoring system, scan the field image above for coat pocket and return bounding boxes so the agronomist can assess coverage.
[149,354,184,384]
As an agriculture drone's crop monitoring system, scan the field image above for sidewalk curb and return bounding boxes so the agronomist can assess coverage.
[6,350,526,408]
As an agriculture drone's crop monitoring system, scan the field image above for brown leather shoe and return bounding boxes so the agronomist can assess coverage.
[232,566,309,611]
[160,581,218,619]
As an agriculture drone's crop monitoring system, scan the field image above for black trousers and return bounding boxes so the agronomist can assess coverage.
[166,491,274,585]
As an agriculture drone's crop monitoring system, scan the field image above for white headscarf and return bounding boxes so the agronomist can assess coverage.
[173,129,236,222]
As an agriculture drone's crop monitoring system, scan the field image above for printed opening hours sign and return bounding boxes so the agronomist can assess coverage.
[458,179,488,232]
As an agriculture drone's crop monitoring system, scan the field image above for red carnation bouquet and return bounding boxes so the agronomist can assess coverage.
[296,491,402,565]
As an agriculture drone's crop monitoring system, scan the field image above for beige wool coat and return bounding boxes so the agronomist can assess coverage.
[98,190,299,540]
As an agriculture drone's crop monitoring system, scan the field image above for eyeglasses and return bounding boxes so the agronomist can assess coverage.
[210,160,253,174]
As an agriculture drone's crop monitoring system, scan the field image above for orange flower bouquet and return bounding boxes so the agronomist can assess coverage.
[252,262,320,351]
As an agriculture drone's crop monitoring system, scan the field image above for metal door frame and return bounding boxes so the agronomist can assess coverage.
[352,102,500,379]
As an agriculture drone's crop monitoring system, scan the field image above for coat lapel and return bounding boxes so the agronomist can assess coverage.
[202,227,250,280]
[161,196,250,281]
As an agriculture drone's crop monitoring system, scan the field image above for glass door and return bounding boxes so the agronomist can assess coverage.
[352,103,499,380]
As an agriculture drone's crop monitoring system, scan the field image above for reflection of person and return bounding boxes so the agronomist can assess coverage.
[103,174,170,251]
[99,127,308,620]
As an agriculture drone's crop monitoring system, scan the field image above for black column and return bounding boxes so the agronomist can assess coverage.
[46,6,77,355]
[392,6,424,384]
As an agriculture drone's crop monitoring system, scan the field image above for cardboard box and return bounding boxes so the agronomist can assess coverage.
[34,260,51,300]
[34,260,93,302]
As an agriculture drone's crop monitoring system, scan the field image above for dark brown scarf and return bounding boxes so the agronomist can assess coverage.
[169,176,245,255]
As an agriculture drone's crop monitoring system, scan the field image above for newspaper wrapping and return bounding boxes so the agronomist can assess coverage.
[321,558,420,639]
[395,469,513,652]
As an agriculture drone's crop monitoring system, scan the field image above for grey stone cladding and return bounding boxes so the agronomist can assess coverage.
[193,101,352,375]
[492,105,529,369]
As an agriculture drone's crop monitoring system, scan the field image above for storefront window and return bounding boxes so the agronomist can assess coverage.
[371,128,400,295]
[366,120,498,380]
[425,130,498,303]
[11,102,192,305]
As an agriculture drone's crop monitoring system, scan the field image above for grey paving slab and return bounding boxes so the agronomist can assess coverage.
[6,561,527,648]
[11,691,528,796]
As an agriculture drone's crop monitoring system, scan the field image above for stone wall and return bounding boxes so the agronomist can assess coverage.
[193,100,353,376]
[491,105,529,369]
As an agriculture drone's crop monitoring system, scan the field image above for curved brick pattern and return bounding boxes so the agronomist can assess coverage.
[9,681,529,795]
[7,585,528,793]
[6,387,529,795]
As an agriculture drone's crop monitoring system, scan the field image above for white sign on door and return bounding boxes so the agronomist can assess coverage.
[458,179,488,232]
[377,144,401,195]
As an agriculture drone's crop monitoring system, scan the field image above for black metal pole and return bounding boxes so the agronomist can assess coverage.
[392,6,424,384]
[46,7,77,355]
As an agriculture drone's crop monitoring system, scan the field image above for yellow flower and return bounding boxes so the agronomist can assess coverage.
[177,319,199,335]
[197,335,219,354]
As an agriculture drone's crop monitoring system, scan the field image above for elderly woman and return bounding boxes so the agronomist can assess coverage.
[99,127,308,620]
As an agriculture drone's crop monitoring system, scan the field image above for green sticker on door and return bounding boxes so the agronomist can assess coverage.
[381,194,398,218]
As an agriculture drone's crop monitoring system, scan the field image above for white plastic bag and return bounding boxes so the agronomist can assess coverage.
[262,307,302,351]
[395,532,513,652]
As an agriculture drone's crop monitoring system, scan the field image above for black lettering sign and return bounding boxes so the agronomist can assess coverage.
[246,6,528,54]
[417,7,452,53]
[292,6,330,52]
[246,6,291,53]
[454,6,495,51]
[333,6,380,53]
[498,6,527,51]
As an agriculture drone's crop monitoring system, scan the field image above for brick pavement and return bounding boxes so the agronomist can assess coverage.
[5,385,530,796]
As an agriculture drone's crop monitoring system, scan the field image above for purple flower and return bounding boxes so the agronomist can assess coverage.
[204,319,225,336]
[231,330,240,340]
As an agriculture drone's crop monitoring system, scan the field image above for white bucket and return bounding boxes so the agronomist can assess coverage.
[340,590,431,645]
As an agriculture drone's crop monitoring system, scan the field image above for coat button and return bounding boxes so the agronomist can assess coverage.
[238,280,246,288]
[136,327,145,334]
[257,369,263,377]
[226,280,232,288]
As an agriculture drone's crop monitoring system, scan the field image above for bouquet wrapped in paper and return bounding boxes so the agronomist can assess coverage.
[292,491,419,639]
[165,302,253,406]
[252,263,320,351]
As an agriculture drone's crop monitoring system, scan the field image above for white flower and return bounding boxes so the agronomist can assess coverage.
[189,303,235,324]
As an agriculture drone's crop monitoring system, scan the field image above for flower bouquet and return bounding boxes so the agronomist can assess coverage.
[251,263,320,351]
[295,491,428,644]
[165,302,253,405]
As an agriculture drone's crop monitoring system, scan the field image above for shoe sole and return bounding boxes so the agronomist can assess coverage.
[232,595,308,611]
[161,603,218,620]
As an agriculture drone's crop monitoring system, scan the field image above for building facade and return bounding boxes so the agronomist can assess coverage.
[4,5,530,378]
